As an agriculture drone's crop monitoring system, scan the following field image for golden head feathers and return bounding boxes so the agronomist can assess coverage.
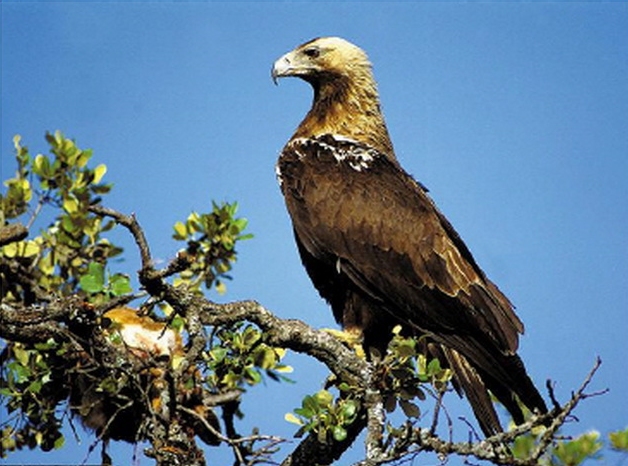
[273,37,395,157]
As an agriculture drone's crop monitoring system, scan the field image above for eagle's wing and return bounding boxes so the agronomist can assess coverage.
[279,135,521,352]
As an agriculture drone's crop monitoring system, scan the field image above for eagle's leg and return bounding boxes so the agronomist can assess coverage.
[322,327,366,359]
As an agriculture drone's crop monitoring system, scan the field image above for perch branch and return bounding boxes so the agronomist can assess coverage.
[3,204,604,466]
[350,358,604,466]
[0,222,28,246]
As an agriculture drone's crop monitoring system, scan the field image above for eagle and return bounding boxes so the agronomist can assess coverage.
[271,36,547,436]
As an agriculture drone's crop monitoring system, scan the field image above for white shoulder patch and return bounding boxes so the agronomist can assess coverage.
[275,161,283,186]
[326,134,378,172]
[327,134,360,144]
[277,135,381,183]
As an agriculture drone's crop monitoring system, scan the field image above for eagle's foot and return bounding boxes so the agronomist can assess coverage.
[322,327,366,359]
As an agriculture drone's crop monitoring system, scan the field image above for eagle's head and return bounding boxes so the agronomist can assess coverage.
[273,37,394,157]
[272,37,372,87]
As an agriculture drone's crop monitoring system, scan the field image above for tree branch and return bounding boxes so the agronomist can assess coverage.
[0,222,28,246]
[3,204,604,466]
[0,296,83,343]
[350,358,605,466]
[84,205,373,465]
[88,205,152,269]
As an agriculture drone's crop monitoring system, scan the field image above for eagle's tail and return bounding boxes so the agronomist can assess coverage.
[431,343,547,437]
[482,351,549,425]
[440,345,504,436]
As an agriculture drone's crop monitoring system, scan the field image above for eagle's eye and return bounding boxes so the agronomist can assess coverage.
[302,47,320,59]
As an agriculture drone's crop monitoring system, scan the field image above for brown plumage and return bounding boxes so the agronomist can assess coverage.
[272,37,547,436]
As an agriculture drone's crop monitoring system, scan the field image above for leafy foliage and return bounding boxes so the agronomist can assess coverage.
[283,328,453,446]
[205,322,293,391]
[285,389,359,443]
[610,428,628,452]
[0,340,66,454]
[552,431,602,465]
[1,131,120,302]
[0,133,282,462]
[378,327,452,419]
[511,428,628,466]
[172,203,253,294]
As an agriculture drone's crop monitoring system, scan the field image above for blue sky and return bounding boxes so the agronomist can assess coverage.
[2,3,627,465]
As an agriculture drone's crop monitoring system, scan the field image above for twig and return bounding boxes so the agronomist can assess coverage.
[0,257,54,302]
[88,205,152,270]
[181,406,286,466]
[529,356,603,463]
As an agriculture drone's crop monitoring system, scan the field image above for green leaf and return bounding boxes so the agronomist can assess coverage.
[340,400,358,422]
[245,367,262,385]
[170,315,185,332]
[109,273,132,296]
[62,196,79,214]
[609,428,628,451]
[275,364,294,374]
[284,412,304,426]
[173,221,188,240]
[294,407,314,419]
[233,217,248,232]
[427,358,442,375]
[76,149,92,167]
[338,382,351,392]
[215,280,227,295]
[209,347,228,362]
[2,240,40,258]
[301,395,318,414]
[512,433,536,459]
[243,327,261,347]
[34,338,57,351]
[254,346,278,369]
[13,363,31,383]
[314,389,334,408]
[332,425,347,442]
[53,435,65,450]
[399,400,420,418]
[33,154,52,177]
[27,379,43,394]
[553,431,602,465]
[93,163,107,184]
[79,262,105,293]
[13,345,30,366]
[60,215,78,234]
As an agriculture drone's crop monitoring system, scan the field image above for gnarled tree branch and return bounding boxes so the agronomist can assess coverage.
[0,222,28,246]
[2,205,605,466]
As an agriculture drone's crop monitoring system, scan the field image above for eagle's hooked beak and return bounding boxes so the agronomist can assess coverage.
[271,52,294,85]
